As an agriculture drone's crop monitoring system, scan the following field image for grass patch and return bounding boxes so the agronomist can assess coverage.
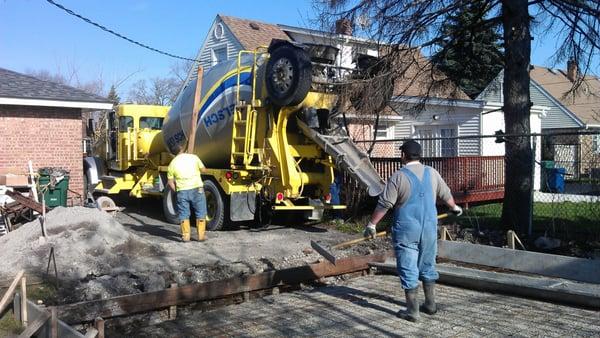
[27,283,59,305]
[0,311,23,336]
[458,202,600,237]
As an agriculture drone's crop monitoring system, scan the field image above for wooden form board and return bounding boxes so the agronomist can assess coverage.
[438,240,600,284]
[58,252,391,324]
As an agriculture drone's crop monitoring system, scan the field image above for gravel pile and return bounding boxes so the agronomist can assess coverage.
[0,206,162,280]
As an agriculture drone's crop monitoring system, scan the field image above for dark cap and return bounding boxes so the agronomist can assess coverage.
[400,140,422,156]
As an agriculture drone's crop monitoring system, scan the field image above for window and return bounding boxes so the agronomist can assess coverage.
[414,125,458,157]
[593,134,600,153]
[375,123,393,140]
[211,46,228,66]
[139,117,164,130]
[118,116,133,132]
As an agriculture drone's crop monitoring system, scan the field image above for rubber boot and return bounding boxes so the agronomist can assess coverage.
[420,282,437,315]
[196,219,206,242]
[180,219,191,242]
[397,287,420,322]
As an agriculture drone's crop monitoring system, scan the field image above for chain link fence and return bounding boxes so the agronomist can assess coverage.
[341,130,600,246]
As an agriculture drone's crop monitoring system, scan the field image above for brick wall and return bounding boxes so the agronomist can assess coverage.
[0,105,83,198]
[348,122,399,157]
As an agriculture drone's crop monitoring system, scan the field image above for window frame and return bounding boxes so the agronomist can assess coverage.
[118,116,134,133]
[139,116,164,130]
[211,44,228,66]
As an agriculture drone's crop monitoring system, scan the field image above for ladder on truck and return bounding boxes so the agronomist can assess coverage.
[230,48,268,169]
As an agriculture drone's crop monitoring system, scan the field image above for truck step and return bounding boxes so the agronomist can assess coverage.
[100,175,119,182]
[94,188,111,194]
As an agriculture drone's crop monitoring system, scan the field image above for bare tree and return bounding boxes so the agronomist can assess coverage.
[313,0,600,233]
[26,68,105,96]
[127,77,179,105]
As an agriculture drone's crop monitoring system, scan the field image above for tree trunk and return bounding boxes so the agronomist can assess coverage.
[501,0,533,233]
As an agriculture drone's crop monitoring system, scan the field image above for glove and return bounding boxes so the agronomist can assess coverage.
[363,222,377,239]
[451,205,463,216]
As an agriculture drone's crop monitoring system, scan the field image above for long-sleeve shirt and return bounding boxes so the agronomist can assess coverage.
[376,161,453,211]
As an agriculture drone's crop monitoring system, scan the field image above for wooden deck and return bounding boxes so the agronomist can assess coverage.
[371,156,505,205]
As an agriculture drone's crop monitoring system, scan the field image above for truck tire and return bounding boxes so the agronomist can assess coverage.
[162,189,179,224]
[204,180,226,231]
[266,44,312,107]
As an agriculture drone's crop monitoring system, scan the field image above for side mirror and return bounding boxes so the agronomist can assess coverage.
[87,118,94,137]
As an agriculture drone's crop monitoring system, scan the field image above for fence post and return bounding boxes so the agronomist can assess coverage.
[529,136,537,236]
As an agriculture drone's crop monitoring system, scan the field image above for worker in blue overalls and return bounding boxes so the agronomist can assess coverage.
[364,140,462,322]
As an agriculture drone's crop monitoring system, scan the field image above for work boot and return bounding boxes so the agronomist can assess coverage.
[196,219,206,242]
[420,282,437,315]
[397,287,420,322]
[180,219,191,242]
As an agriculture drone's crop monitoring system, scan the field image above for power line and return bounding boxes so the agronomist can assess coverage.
[45,0,198,63]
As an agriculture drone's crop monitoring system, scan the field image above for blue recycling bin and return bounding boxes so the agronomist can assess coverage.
[548,168,566,193]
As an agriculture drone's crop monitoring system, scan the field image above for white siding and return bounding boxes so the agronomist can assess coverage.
[481,104,545,190]
[183,17,244,92]
[392,104,482,156]
[478,71,583,130]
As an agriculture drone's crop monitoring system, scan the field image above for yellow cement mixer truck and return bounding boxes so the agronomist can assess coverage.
[84,40,384,230]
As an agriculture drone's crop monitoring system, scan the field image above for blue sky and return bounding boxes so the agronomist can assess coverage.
[0,0,595,98]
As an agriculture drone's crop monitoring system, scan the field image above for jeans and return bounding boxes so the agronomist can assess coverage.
[176,187,207,222]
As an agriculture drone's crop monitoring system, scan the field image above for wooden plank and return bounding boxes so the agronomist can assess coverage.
[50,307,58,338]
[187,66,203,153]
[20,276,27,326]
[17,310,50,338]
[0,270,24,314]
[58,252,390,324]
[438,240,600,284]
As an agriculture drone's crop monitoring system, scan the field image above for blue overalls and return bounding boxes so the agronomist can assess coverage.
[392,166,439,290]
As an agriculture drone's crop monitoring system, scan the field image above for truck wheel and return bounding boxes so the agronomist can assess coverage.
[204,180,226,231]
[266,44,312,106]
[162,189,179,224]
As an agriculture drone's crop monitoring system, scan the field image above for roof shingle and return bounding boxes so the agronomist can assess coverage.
[219,15,290,50]
[0,67,110,103]
[530,66,600,125]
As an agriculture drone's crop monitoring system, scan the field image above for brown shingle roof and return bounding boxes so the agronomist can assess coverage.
[531,66,600,125]
[219,15,290,50]
[392,49,470,100]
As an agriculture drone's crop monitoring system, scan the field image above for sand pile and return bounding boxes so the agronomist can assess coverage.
[0,206,162,280]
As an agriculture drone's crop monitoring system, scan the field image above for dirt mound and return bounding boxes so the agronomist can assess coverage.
[0,206,162,280]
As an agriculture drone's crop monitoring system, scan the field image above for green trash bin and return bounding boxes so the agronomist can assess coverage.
[39,174,70,207]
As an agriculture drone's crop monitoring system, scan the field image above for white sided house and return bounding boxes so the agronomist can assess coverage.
[182,15,485,158]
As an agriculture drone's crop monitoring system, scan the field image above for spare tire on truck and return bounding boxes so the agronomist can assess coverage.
[266,43,312,107]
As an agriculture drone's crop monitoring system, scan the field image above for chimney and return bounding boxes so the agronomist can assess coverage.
[335,18,353,36]
[567,59,578,82]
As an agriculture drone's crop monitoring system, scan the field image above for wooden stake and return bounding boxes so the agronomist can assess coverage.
[0,270,24,315]
[20,276,28,327]
[28,160,39,203]
[94,317,105,338]
[50,307,58,338]
[507,230,516,250]
[440,226,453,241]
[168,283,177,320]
[187,65,204,153]
[40,197,47,238]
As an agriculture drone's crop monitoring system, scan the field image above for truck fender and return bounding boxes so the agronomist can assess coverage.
[83,157,105,185]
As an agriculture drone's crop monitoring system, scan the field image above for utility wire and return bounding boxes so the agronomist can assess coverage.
[45,0,198,62]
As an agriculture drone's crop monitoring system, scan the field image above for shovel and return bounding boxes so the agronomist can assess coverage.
[312,213,451,264]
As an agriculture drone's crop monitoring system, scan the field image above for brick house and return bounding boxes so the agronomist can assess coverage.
[0,67,112,197]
